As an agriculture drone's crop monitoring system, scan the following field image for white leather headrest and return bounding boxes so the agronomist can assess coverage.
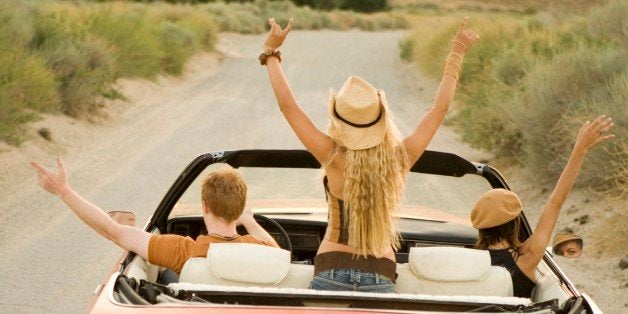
[409,247,490,282]
[208,243,290,284]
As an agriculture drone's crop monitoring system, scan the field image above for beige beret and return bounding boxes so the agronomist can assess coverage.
[470,189,522,229]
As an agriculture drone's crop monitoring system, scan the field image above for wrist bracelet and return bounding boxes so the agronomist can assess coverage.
[446,52,464,63]
[443,52,464,81]
[259,50,282,66]
[451,40,468,51]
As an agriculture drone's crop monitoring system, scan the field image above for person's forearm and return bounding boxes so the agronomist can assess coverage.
[536,147,586,236]
[266,57,298,113]
[60,188,118,241]
[432,48,465,113]
[243,220,279,246]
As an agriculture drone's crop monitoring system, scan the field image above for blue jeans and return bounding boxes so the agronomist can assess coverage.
[310,269,394,293]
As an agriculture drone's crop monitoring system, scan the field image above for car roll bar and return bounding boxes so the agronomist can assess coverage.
[124,149,531,267]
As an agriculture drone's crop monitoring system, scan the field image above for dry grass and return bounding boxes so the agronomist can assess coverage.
[401,0,627,196]
[390,0,608,13]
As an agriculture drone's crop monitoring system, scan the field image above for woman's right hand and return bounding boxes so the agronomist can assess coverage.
[451,16,479,54]
[574,115,615,153]
[263,17,294,51]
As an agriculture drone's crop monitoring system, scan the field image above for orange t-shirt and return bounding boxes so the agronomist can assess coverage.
[148,234,278,274]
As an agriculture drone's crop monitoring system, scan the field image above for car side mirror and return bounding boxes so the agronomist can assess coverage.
[552,233,583,258]
[108,210,137,227]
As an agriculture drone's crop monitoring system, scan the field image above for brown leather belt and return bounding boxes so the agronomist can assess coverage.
[313,251,397,283]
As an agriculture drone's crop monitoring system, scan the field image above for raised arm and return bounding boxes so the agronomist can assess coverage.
[520,116,614,267]
[31,158,151,260]
[263,18,335,164]
[403,17,479,165]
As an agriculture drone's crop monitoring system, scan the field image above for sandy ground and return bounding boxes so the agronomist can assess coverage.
[0,31,623,312]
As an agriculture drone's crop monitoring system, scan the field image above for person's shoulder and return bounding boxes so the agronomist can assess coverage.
[239,235,279,248]
[150,233,195,246]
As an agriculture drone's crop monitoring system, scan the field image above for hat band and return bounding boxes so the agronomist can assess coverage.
[334,107,382,128]
[333,91,383,128]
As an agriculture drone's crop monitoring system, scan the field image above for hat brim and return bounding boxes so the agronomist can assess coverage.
[327,88,389,150]
[552,235,583,252]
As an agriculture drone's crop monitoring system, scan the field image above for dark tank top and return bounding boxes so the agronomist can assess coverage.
[489,248,536,298]
[322,176,349,245]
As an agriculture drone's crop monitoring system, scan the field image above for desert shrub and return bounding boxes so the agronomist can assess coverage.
[206,1,265,33]
[176,12,218,50]
[587,0,628,48]
[555,74,627,198]
[30,11,116,116]
[158,22,196,74]
[0,47,60,144]
[0,0,35,47]
[402,1,627,195]
[398,37,414,60]
[89,7,165,78]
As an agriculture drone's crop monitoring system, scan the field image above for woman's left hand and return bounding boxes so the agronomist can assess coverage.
[574,115,615,153]
[263,17,294,52]
[451,16,479,54]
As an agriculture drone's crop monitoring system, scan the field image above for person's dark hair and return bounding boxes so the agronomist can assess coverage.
[475,216,523,251]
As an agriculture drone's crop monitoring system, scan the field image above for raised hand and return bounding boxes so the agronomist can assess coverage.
[574,115,615,152]
[236,207,255,226]
[451,16,480,54]
[263,17,294,51]
[31,157,70,197]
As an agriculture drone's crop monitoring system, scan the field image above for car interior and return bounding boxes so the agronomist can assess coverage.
[112,150,580,312]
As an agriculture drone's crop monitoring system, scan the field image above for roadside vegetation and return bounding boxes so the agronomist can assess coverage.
[399,0,627,197]
[0,0,407,145]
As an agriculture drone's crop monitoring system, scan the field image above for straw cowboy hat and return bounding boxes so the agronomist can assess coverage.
[470,189,522,229]
[328,76,389,150]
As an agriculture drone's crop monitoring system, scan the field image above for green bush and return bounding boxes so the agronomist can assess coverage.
[513,47,627,185]
[158,22,196,74]
[89,8,165,78]
[398,37,414,61]
[0,47,60,144]
[30,11,116,116]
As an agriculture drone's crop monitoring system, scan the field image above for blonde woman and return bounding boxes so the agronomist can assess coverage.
[261,17,478,292]
[470,115,614,298]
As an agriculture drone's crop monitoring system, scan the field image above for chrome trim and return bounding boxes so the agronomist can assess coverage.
[542,252,580,296]
[581,293,603,313]
[471,162,484,175]
[93,284,103,296]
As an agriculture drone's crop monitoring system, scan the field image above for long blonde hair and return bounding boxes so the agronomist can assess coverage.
[327,118,409,258]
